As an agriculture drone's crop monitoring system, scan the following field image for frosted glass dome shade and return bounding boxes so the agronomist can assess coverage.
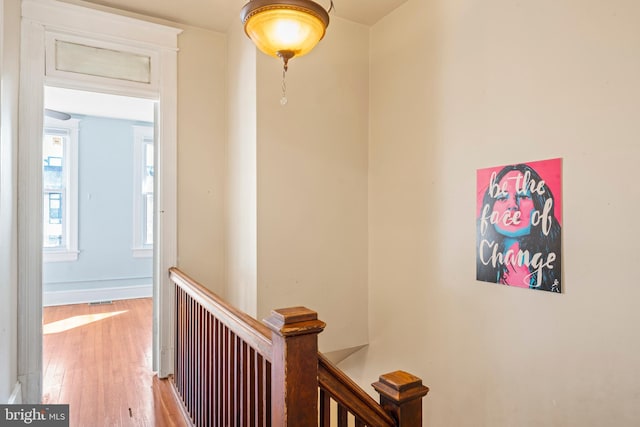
[241,0,330,60]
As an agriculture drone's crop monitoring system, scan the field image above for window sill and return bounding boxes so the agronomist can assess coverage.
[132,248,152,258]
[43,250,79,263]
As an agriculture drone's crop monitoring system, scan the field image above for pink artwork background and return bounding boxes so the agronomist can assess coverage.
[476,158,562,225]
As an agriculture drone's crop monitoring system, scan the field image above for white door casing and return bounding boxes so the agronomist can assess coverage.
[18,0,181,403]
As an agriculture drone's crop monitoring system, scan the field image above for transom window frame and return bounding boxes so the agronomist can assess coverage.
[44,31,160,95]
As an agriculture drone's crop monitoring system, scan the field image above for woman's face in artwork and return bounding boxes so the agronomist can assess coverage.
[492,170,536,237]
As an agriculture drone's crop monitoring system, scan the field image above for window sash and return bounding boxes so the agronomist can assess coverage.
[132,125,154,257]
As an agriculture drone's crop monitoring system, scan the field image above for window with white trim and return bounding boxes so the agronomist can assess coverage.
[43,117,80,262]
[132,125,154,257]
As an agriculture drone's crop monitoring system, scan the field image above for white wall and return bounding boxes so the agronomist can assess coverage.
[339,0,640,425]
[0,0,20,403]
[255,17,370,354]
[176,25,227,294]
[226,20,258,316]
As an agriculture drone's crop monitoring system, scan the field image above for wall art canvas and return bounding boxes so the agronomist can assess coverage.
[476,158,562,293]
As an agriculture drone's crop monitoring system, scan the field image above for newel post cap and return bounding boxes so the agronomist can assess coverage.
[372,370,429,404]
[263,306,326,337]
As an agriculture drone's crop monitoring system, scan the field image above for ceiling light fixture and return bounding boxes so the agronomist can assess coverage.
[241,0,333,104]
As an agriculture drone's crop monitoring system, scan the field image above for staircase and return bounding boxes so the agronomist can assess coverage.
[169,267,429,426]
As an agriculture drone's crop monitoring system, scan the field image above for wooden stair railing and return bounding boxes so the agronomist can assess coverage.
[169,267,428,426]
[318,353,395,426]
[318,354,429,427]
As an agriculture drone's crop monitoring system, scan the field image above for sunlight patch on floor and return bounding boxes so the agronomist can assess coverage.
[43,311,127,334]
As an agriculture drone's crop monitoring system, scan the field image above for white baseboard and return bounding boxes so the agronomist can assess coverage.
[8,382,22,404]
[43,284,152,306]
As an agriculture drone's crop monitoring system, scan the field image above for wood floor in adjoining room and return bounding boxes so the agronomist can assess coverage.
[42,298,188,427]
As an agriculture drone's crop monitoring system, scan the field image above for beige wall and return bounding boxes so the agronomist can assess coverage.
[254,17,370,353]
[176,26,227,294]
[339,0,640,425]
[0,0,20,402]
[226,20,258,315]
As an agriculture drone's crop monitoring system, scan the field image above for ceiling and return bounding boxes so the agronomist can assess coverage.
[71,0,408,32]
[45,87,155,122]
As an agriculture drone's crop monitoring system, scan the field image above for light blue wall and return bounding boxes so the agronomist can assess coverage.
[43,115,153,293]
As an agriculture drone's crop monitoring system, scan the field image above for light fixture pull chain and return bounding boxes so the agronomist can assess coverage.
[280,65,288,106]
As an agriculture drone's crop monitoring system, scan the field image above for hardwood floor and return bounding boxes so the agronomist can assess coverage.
[42,298,189,427]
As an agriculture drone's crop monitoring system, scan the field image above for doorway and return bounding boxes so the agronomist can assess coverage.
[41,87,156,404]
[18,0,181,403]
[41,87,155,306]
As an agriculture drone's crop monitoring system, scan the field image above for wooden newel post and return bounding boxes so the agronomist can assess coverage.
[264,307,326,427]
[372,371,429,427]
